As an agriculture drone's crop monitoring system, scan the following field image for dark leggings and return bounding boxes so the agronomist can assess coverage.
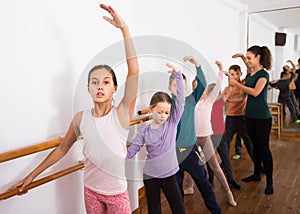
[176,145,221,214]
[245,117,273,184]
[279,95,298,121]
[224,116,254,161]
[143,174,186,214]
[293,90,300,110]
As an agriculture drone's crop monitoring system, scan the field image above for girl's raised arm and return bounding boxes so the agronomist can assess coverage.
[184,55,207,102]
[209,61,224,102]
[100,4,139,128]
[167,63,185,124]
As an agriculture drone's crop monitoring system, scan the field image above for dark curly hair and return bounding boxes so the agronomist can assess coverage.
[247,45,272,70]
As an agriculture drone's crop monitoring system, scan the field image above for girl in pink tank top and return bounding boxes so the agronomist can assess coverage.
[7,4,139,214]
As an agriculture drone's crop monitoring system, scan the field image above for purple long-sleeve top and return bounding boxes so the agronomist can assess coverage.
[126,71,185,178]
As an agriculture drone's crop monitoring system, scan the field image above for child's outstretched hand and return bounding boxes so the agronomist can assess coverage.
[183,55,200,67]
[100,4,126,29]
[215,60,224,72]
[166,63,179,74]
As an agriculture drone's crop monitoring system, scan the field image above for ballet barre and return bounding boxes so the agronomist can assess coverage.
[0,112,152,200]
[137,109,149,115]
[0,162,84,200]
[0,138,63,163]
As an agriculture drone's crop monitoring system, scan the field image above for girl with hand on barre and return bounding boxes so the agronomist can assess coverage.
[8,4,139,213]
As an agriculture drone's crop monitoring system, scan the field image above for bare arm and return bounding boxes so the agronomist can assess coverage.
[183,55,200,67]
[229,77,267,97]
[232,53,246,66]
[7,113,81,193]
[287,60,298,80]
[100,4,139,129]
[217,87,230,102]
[220,84,246,102]
[220,86,232,102]
[232,53,251,74]
[120,26,139,114]
[287,60,296,73]
[227,94,247,102]
[209,61,224,102]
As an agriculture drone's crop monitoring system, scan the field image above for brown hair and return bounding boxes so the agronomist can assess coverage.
[88,65,118,88]
[149,91,172,108]
[229,64,242,74]
[247,45,272,70]
[282,65,290,72]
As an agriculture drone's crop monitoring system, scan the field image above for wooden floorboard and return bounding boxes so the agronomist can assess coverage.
[137,118,300,213]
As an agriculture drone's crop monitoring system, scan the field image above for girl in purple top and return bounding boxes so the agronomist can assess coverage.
[127,63,185,214]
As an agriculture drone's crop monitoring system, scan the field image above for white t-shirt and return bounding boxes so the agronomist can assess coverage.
[80,107,128,195]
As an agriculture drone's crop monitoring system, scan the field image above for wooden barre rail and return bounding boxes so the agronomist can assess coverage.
[0,162,84,200]
[130,116,151,126]
[0,138,63,163]
[137,109,149,115]
[0,111,151,201]
[1,112,152,163]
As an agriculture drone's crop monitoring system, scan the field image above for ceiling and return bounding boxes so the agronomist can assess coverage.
[237,0,300,34]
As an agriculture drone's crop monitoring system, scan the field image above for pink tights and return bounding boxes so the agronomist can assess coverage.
[84,187,131,214]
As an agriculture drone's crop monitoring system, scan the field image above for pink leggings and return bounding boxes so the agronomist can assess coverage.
[84,187,131,214]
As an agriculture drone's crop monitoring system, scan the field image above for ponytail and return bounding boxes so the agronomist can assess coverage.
[247,45,272,70]
[261,46,272,70]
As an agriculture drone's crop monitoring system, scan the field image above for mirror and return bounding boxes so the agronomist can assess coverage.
[248,7,300,135]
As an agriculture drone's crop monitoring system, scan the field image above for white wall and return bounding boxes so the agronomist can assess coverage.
[0,0,135,213]
[0,0,246,213]
[248,13,278,101]
[132,0,247,90]
[248,13,277,72]
[283,30,300,66]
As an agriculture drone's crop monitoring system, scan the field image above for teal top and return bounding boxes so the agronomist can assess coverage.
[244,69,271,119]
[173,66,206,148]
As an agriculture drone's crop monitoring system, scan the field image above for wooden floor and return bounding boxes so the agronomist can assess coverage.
[137,115,300,214]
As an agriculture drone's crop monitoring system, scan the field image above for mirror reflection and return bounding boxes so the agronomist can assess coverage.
[248,7,300,135]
